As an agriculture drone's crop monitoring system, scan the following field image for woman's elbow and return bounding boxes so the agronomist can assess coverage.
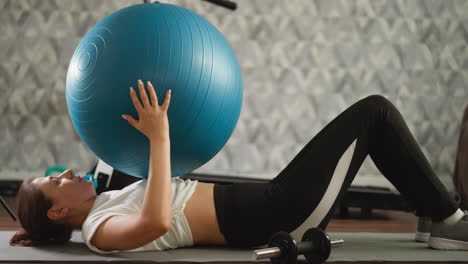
[140,216,171,235]
[158,213,172,233]
[160,219,172,233]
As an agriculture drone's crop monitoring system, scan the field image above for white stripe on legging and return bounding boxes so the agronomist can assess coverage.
[289,139,357,242]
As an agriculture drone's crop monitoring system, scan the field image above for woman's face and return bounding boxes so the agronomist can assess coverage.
[32,169,96,209]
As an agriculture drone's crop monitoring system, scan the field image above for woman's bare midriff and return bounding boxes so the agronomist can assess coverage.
[183,182,228,246]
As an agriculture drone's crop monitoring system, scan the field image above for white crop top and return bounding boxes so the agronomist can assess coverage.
[81,177,198,254]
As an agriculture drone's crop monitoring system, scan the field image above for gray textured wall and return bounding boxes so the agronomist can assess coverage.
[1,0,467,191]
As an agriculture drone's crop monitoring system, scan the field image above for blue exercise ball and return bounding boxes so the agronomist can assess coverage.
[66,3,242,178]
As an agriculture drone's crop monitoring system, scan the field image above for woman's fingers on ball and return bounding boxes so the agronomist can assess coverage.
[162,89,172,112]
[123,114,136,127]
[130,87,143,113]
[147,81,159,107]
[137,79,150,108]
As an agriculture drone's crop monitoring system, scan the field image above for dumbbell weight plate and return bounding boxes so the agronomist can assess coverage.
[301,228,331,264]
[269,231,298,264]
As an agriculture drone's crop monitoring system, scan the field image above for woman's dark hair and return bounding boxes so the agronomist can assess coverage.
[9,177,73,246]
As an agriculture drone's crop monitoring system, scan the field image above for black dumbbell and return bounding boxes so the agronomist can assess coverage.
[251,228,344,264]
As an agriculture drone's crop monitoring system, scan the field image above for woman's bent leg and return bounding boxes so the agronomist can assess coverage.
[214,94,459,248]
[270,95,459,240]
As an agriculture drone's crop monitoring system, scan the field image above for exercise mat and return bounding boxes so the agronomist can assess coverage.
[0,231,467,262]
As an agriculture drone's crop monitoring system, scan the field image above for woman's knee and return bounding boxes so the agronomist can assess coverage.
[360,94,396,112]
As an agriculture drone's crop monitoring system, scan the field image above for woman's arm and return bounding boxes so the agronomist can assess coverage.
[89,137,171,252]
[140,137,172,230]
[88,80,173,252]
[122,80,173,232]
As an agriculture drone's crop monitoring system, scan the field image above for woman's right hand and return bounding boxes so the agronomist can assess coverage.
[122,79,172,141]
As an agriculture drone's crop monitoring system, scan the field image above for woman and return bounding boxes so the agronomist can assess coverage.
[10,80,468,253]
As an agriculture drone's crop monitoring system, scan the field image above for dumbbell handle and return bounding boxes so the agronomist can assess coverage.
[252,239,344,260]
[252,247,282,260]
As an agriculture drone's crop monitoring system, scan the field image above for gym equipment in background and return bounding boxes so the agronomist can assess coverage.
[66,2,243,178]
[252,228,344,264]
[453,103,468,211]
[144,0,238,10]
[0,196,15,222]
[83,159,141,195]
[201,0,237,9]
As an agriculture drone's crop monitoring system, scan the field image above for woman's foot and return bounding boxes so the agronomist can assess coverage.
[429,214,468,250]
[415,216,431,243]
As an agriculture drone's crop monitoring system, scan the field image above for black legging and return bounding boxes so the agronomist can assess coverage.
[213,95,459,248]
